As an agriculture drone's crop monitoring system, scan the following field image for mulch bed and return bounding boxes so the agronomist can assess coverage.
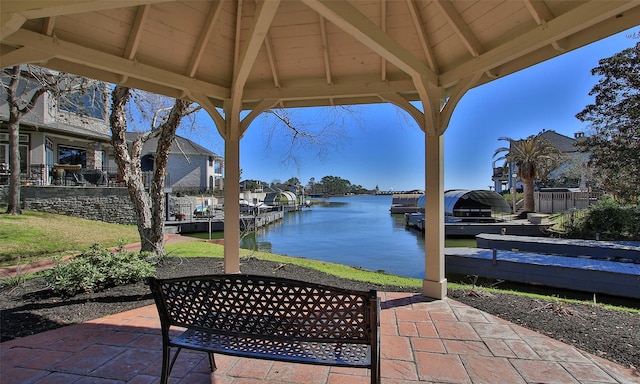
[1,256,638,370]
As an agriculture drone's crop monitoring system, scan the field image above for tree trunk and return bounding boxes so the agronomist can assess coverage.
[109,85,191,256]
[6,67,22,215]
[109,86,160,254]
[6,115,21,215]
[522,177,536,212]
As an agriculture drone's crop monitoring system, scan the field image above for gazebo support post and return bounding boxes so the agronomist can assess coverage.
[223,136,241,273]
[423,133,446,299]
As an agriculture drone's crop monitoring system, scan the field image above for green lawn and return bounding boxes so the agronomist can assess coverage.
[2,211,638,313]
[0,211,139,266]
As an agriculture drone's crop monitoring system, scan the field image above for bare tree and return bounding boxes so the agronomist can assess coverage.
[1,66,96,215]
[109,85,196,256]
[258,106,358,171]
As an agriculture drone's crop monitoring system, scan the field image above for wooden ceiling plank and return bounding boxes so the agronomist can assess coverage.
[440,0,640,87]
[406,0,438,73]
[319,15,333,85]
[124,5,150,60]
[2,28,229,100]
[301,0,438,85]
[186,0,224,78]
[432,0,484,58]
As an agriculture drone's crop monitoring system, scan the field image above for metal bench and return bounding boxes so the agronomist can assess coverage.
[147,274,380,384]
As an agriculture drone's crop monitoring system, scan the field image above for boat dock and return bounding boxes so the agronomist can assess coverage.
[445,236,640,299]
[405,213,552,237]
[165,211,284,234]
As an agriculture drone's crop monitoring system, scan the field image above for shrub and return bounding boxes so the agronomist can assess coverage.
[565,199,640,240]
[45,244,156,297]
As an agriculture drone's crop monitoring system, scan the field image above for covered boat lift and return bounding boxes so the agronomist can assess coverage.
[443,189,511,221]
[264,191,297,209]
[3,1,638,299]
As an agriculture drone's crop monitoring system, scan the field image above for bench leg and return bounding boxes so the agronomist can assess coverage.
[208,352,217,372]
[161,346,182,384]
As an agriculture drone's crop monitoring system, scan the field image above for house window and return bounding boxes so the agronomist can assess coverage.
[209,156,214,167]
[0,133,29,170]
[58,83,107,120]
[141,154,154,171]
[58,146,86,167]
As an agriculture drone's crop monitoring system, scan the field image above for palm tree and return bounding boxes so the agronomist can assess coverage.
[494,134,563,214]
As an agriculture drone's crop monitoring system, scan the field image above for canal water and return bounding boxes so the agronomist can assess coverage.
[240,194,430,279]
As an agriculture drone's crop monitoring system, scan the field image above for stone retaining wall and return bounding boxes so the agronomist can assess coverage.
[21,186,137,225]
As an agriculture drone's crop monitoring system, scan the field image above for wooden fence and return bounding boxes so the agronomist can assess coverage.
[534,191,603,213]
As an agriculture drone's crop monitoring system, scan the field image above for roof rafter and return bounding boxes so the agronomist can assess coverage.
[433,0,484,58]
[406,0,437,73]
[227,0,280,132]
[319,15,333,85]
[2,28,229,99]
[301,0,438,85]
[264,33,281,88]
[522,0,566,52]
[0,0,170,19]
[41,17,55,36]
[523,0,554,25]
[440,0,640,87]
[186,1,224,78]
[124,5,149,60]
[380,0,386,81]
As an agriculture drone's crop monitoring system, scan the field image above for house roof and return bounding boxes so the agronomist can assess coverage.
[126,132,221,158]
[0,115,112,142]
[539,129,579,153]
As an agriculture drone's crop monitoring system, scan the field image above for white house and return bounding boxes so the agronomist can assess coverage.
[492,130,589,193]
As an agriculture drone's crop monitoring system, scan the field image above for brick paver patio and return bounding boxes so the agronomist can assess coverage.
[2,292,638,383]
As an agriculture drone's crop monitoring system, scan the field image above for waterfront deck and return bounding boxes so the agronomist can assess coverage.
[165,210,284,234]
[445,247,640,299]
[405,213,552,237]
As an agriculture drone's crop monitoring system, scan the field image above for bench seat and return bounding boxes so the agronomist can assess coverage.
[147,274,380,384]
[173,328,372,366]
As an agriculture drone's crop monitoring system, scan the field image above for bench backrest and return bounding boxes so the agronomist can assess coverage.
[147,274,378,344]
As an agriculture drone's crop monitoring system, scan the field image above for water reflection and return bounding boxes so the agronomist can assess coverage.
[240,195,429,278]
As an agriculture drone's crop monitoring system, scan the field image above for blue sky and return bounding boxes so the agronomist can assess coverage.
[183,27,638,192]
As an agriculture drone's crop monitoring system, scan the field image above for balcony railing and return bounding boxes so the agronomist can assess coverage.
[1,164,169,188]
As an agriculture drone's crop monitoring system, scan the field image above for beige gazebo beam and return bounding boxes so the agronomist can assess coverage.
[1,29,230,100]
[440,0,640,87]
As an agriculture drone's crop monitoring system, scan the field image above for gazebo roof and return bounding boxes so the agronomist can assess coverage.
[2,1,638,129]
[3,0,638,298]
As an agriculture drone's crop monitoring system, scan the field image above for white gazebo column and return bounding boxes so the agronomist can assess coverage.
[223,136,241,273]
[423,133,446,299]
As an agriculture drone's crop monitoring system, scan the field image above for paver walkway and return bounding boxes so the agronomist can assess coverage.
[2,292,638,383]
